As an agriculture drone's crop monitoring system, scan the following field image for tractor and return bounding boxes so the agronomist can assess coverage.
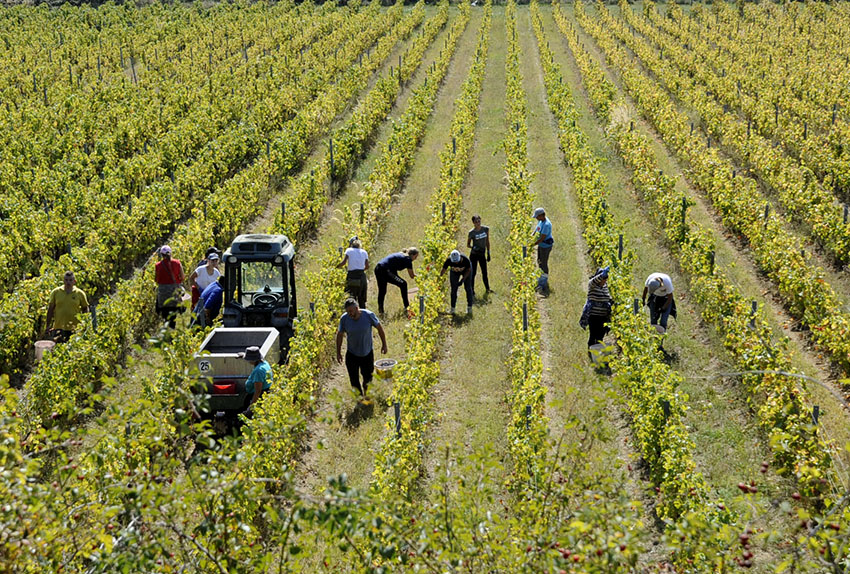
[192,234,297,432]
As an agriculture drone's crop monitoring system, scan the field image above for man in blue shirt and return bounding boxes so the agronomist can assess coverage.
[532,207,553,275]
[198,275,225,326]
[336,298,388,397]
[242,345,272,409]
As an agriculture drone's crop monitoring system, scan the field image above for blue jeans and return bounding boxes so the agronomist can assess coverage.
[649,295,673,329]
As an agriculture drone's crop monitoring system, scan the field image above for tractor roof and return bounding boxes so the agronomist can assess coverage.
[224,234,295,262]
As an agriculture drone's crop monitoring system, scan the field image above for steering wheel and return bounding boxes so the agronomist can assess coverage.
[252,292,279,306]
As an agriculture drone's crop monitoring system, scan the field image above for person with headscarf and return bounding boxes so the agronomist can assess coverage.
[440,249,473,314]
[580,266,613,351]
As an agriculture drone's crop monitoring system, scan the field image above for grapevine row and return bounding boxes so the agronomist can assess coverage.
[623,1,850,265]
[503,0,548,494]
[571,0,835,501]
[580,0,850,378]
[17,2,422,427]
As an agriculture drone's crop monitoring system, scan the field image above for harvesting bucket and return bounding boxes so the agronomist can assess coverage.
[588,343,614,365]
[34,340,56,362]
[374,359,397,380]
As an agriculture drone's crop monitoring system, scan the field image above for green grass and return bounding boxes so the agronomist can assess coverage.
[421,5,512,491]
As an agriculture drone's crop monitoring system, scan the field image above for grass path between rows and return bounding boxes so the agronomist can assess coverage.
[421,5,511,491]
[296,7,483,496]
[565,3,850,486]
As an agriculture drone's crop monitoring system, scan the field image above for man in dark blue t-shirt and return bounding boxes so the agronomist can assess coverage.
[440,250,473,314]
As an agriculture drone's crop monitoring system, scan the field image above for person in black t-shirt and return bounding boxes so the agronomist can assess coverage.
[374,247,419,317]
[467,214,491,296]
[440,250,473,314]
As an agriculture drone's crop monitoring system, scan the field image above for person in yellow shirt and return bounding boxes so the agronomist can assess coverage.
[45,271,89,343]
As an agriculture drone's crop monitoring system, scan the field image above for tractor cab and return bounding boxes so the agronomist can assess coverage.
[220,234,297,354]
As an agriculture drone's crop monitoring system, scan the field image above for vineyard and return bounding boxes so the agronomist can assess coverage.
[6,0,850,571]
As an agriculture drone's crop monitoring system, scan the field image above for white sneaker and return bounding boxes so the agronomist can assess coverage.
[450,307,456,314]
[467,306,473,314]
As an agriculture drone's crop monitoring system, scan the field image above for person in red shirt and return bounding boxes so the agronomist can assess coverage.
[154,245,185,327]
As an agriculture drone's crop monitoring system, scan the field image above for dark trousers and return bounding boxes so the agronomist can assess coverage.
[345,270,368,308]
[49,329,74,344]
[450,271,474,308]
[537,245,552,274]
[345,350,374,394]
[375,264,408,312]
[469,250,489,292]
[587,315,610,347]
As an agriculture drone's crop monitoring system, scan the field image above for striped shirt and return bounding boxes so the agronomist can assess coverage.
[587,276,613,317]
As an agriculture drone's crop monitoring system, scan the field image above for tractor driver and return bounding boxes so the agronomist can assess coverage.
[241,346,272,411]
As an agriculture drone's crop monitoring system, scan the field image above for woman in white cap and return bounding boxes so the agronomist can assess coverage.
[154,245,185,327]
[642,272,676,332]
[242,345,272,410]
[337,237,369,308]
[440,249,473,314]
[532,207,553,275]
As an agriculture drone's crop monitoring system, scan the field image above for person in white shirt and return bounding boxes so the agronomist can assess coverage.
[337,237,370,308]
[641,272,676,332]
[189,253,221,321]
[190,252,221,293]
